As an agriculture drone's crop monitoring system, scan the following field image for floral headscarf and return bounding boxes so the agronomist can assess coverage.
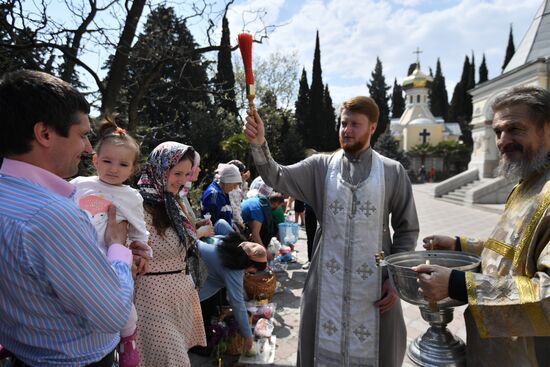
[182,151,201,197]
[138,141,197,249]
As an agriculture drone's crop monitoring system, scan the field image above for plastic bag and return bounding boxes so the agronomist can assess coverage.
[247,302,276,325]
[267,238,281,257]
[254,318,274,338]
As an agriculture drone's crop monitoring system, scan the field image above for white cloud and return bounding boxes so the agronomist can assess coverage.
[224,0,540,106]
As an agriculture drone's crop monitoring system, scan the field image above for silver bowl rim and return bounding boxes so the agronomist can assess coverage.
[384,250,481,271]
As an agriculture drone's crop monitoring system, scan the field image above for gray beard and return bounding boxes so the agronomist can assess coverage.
[496,149,549,181]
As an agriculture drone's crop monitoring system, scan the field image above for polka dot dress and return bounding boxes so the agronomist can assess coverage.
[134,211,206,367]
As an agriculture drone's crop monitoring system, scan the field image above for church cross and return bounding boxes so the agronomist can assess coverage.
[353,324,372,343]
[358,200,376,217]
[329,199,344,216]
[322,320,338,336]
[325,257,341,274]
[419,128,431,144]
[413,47,423,65]
[356,263,374,280]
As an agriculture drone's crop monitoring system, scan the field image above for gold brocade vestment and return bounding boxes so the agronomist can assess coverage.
[459,170,550,366]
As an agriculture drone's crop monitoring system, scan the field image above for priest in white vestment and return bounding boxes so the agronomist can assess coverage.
[244,96,419,367]
[416,86,550,367]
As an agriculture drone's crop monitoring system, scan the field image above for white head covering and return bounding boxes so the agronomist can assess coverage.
[216,163,242,184]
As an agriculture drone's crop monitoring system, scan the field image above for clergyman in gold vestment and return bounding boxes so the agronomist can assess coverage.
[416,86,550,367]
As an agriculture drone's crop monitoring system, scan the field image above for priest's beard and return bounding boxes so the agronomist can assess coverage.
[497,145,550,181]
[340,132,371,155]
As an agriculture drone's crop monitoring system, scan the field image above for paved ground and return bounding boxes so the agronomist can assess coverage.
[191,183,502,366]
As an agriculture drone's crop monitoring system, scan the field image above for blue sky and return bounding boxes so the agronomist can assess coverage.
[40,0,543,109]
[219,0,541,106]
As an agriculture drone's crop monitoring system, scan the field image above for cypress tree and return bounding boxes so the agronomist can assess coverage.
[295,67,311,147]
[502,24,515,73]
[391,78,405,118]
[309,30,325,150]
[322,84,339,151]
[430,58,449,121]
[407,63,417,76]
[374,132,409,168]
[468,52,476,90]
[214,16,237,115]
[479,53,489,83]
[448,56,473,147]
[367,57,390,146]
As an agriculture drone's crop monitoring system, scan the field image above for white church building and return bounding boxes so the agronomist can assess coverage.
[390,61,461,175]
[434,0,550,204]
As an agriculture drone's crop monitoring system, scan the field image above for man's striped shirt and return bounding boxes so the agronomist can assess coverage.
[0,159,134,366]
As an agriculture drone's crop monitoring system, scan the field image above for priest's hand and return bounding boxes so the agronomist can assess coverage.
[422,235,455,251]
[244,110,266,145]
[375,279,399,314]
[412,264,452,302]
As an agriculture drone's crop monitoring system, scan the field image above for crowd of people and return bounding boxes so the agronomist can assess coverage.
[1,68,550,367]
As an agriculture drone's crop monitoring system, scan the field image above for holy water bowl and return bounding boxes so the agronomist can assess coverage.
[383,250,481,308]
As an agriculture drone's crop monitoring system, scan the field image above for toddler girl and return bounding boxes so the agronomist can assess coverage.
[71,116,149,367]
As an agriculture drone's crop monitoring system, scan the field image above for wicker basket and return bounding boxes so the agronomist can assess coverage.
[225,333,244,355]
[244,271,276,301]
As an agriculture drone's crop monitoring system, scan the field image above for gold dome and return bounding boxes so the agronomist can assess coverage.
[402,64,433,89]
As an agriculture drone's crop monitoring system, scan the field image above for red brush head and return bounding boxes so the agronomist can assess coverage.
[238,33,254,85]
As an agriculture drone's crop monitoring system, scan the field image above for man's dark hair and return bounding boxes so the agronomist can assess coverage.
[227,159,247,173]
[492,86,550,130]
[217,231,267,271]
[0,69,90,157]
[269,192,285,205]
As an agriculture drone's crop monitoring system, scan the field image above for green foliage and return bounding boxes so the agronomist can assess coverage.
[479,54,489,83]
[432,140,470,158]
[322,84,339,151]
[408,140,470,178]
[429,58,449,121]
[278,111,304,164]
[309,31,325,149]
[374,133,409,168]
[290,31,339,152]
[367,57,390,146]
[391,79,405,119]
[502,25,515,72]
[0,3,52,76]
[222,132,250,167]
[295,68,310,144]
[468,53,475,90]
[115,5,239,178]
[448,55,474,147]
[407,143,436,157]
[214,16,238,116]
[407,63,417,76]
[257,90,303,165]
[234,51,300,111]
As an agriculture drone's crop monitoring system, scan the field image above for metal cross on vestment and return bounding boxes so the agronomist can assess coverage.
[358,201,376,217]
[353,324,371,343]
[326,257,341,274]
[323,320,338,336]
[329,199,344,216]
[356,263,374,280]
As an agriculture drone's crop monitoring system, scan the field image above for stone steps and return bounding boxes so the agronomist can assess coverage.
[441,179,481,203]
